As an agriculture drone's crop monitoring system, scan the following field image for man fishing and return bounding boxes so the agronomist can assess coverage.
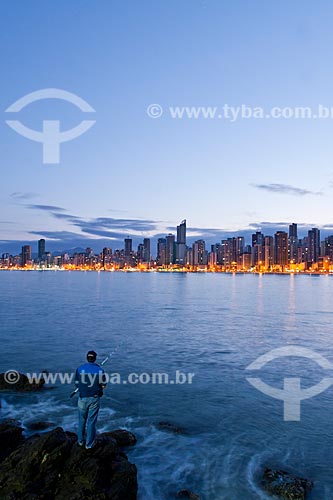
[74,350,107,449]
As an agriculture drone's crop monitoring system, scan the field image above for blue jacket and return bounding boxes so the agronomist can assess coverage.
[75,362,107,398]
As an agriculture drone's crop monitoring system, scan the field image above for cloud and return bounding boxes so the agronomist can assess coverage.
[26,204,67,212]
[252,183,322,196]
[73,217,158,236]
[10,192,39,200]
[28,230,91,242]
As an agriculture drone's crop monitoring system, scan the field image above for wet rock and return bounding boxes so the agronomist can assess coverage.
[0,372,45,391]
[0,426,138,500]
[157,421,186,434]
[25,420,56,431]
[262,468,313,500]
[176,489,201,499]
[102,429,137,447]
[0,420,24,463]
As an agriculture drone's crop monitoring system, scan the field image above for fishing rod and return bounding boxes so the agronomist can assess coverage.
[70,344,123,399]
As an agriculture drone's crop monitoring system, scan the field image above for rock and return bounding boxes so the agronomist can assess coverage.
[25,420,56,431]
[0,372,45,391]
[262,468,313,500]
[157,421,186,434]
[0,420,24,463]
[176,489,201,499]
[0,426,138,500]
[102,429,137,447]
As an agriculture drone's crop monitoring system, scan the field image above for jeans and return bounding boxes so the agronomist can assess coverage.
[77,396,100,448]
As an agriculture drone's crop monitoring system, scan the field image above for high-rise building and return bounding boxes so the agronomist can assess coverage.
[192,240,207,266]
[288,223,298,263]
[221,237,244,267]
[157,238,166,266]
[143,238,150,263]
[324,236,333,261]
[21,245,32,267]
[274,232,288,268]
[176,219,186,265]
[124,238,132,257]
[38,239,45,260]
[264,236,274,269]
[300,236,309,263]
[137,243,144,262]
[165,234,175,265]
[177,220,186,244]
[308,228,320,264]
[252,231,264,247]
[102,247,112,267]
[251,232,264,267]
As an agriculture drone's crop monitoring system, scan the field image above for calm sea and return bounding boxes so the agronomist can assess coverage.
[1,271,333,499]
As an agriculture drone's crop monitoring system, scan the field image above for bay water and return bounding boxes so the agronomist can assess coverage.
[1,271,333,499]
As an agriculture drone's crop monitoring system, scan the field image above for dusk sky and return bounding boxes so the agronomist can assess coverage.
[1,1,333,253]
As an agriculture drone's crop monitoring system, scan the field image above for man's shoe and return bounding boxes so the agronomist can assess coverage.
[85,442,95,450]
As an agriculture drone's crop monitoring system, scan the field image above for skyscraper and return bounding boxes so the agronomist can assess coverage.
[177,220,186,244]
[102,247,112,267]
[274,231,288,268]
[192,239,207,266]
[308,228,320,264]
[143,238,150,263]
[124,238,132,257]
[157,238,166,266]
[176,219,186,265]
[21,245,32,267]
[325,236,333,261]
[264,236,274,269]
[288,223,298,263]
[252,231,264,267]
[165,234,175,265]
[38,239,45,260]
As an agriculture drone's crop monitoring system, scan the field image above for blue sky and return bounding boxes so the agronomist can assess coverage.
[1,0,333,253]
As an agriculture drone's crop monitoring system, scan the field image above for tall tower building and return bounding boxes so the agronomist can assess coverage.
[308,228,320,264]
[38,239,46,260]
[288,223,298,263]
[21,245,32,267]
[192,239,207,266]
[165,234,175,265]
[264,236,274,269]
[325,236,333,261]
[176,219,186,265]
[177,220,186,244]
[251,232,264,267]
[274,232,288,268]
[157,238,166,266]
[124,238,132,257]
[102,247,112,267]
[143,238,150,263]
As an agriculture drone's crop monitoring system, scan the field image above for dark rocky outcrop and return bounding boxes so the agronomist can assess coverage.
[262,468,313,500]
[157,421,186,434]
[103,429,137,447]
[0,419,24,463]
[0,425,137,500]
[25,420,56,431]
[176,488,201,499]
[0,372,45,391]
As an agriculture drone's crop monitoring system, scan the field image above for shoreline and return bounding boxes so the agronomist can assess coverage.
[0,268,332,276]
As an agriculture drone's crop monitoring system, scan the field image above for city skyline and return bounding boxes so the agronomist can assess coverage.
[2,205,333,256]
[2,219,333,273]
[2,2,333,248]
